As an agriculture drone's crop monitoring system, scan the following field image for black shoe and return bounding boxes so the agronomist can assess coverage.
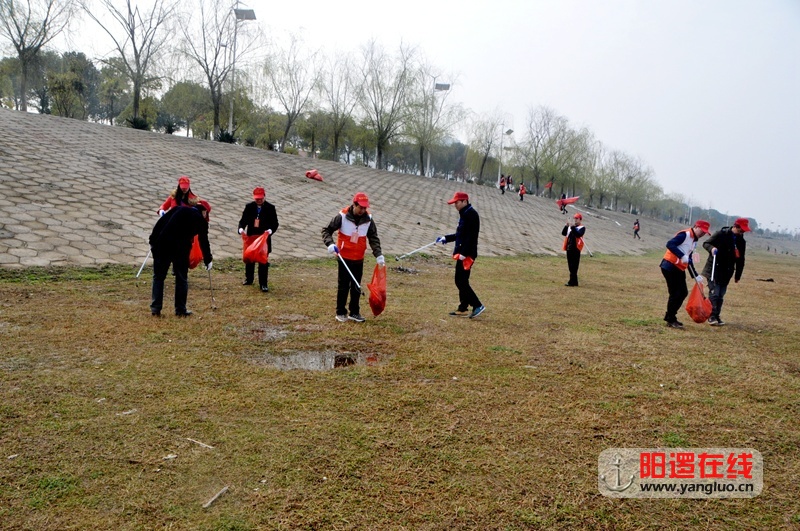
[260,285,269,292]
[348,314,366,323]
[176,310,193,317]
[151,310,161,317]
[449,309,470,317]
[242,280,253,286]
[666,320,683,329]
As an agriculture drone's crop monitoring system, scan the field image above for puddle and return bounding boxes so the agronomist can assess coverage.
[253,350,379,371]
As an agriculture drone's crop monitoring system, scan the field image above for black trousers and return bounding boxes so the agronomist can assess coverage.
[337,258,363,316]
[566,249,581,286]
[245,262,269,287]
[661,266,687,323]
[708,280,729,319]
[151,252,189,314]
[455,260,481,311]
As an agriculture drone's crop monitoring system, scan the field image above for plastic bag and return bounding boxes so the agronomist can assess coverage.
[305,169,324,181]
[685,282,712,323]
[243,232,269,264]
[188,235,203,269]
[241,234,256,262]
[367,264,387,316]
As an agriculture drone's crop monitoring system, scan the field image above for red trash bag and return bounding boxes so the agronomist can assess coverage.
[305,169,324,181]
[367,264,387,316]
[685,283,712,323]
[241,233,257,262]
[188,235,203,269]
[243,232,269,264]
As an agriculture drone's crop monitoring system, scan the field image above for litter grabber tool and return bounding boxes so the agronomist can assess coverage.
[207,269,218,310]
[337,253,362,294]
[135,250,151,278]
[395,241,437,261]
[711,253,716,282]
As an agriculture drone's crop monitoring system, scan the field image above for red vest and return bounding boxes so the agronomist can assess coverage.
[336,208,370,260]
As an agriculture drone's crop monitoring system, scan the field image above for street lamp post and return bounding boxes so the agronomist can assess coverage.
[227,4,256,135]
[497,126,514,185]
[426,79,450,177]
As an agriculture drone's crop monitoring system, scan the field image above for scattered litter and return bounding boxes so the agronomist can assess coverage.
[202,486,229,508]
[8,454,18,459]
[163,454,177,460]
[522,365,537,369]
[260,479,267,484]
[756,278,775,282]
[659,384,664,388]
[117,409,137,416]
[452,377,459,381]
[96,398,106,403]
[322,476,328,481]
[187,438,214,449]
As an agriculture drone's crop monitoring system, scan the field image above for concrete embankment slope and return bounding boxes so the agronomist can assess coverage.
[0,109,789,268]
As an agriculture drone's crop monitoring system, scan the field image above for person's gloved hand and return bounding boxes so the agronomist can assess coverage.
[267,229,273,235]
[206,261,213,271]
[436,236,446,244]
[712,248,718,256]
[158,209,166,217]
[376,255,385,266]
[238,228,245,235]
[327,244,339,255]
[695,275,705,285]
[680,254,689,264]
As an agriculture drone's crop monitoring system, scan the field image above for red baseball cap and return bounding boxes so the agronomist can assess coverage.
[352,192,369,208]
[178,175,190,187]
[734,217,751,232]
[694,220,710,234]
[197,199,211,214]
[447,191,469,204]
[573,213,583,220]
[253,187,265,199]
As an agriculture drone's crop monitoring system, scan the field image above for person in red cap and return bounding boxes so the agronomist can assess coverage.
[700,217,750,326]
[518,183,527,201]
[321,192,384,323]
[238,187,279,292]
[562,212,586,286]
[158,176,198,216]
[149,202,213,317]
[659,220,710,328]
[436,191,485,318]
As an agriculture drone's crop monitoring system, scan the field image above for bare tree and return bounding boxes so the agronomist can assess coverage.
[358,39,415,170]
[264,34,320,152]
[466,113,503,183]
[404,63,464,176]
[319,51,360,162]
[0,0,76,111]
[179,0,259,140]
[82,0,177,121]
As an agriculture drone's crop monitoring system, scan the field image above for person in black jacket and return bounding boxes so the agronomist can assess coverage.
[701,217,750,326]
[562,213,586,286]
[238,187,279,292]
[149,202,213,317]
[437,191,485,319]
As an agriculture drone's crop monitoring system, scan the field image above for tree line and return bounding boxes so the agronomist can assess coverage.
[1,0,763,231]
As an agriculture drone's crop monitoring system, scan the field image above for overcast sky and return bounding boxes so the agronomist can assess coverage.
[64,0,800,233]
[254,0,799,233]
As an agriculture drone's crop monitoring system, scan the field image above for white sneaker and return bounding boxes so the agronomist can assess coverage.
[335,314,348,322]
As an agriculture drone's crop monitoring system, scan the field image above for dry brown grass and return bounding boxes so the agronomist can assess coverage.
[1,252,799,530]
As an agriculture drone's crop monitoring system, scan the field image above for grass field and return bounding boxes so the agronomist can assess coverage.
[1,251,798,530]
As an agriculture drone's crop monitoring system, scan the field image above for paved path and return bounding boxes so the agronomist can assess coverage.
[0,109,792,268]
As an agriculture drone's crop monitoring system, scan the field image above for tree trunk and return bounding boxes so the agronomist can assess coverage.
[19,61,29,112]
[419,145,425,176]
